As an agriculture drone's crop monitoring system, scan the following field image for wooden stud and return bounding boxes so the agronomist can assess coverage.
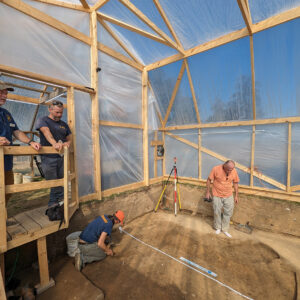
[250,35,256,120]
[142,69,149,186]
[119,0,184,53]
[0,147,7,254]
[250,125,256,187]
[32,0,90,12]
[237,0,253,35]
[287,122,292,192]
[99,120,143,129]
[0,259,5,300]
[79,0,89,9]
[90,11,102,200]
[92,0,109,11]
[63,147,69,226]
[184,58,201,123]
[163,61,186,127]
[97,13,170,48]
[98,18,143,64]
[162,131,166,176]
[154,131,158,178]
[151,140,163,146]
[1,0,92,46]
[101,181,145,197]
[0,65,95,94]
[98,42,144,71]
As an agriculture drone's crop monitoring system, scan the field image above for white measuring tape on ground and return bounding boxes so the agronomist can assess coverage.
[179,257,217,277]
[119,227,254,300]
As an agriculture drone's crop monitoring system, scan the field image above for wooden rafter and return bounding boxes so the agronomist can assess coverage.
[163,60,186,127]
[32,0,90,12]
[153,0,184,50]
[119,0,184,54]
[237,0,253,35]
[1,81,50,94]
[97,13,170,47]
[183,59,200,123]
[1,0,92,45]
[92,0,109,11]
[79,0,89,9]
[98,42,143,71]
[98,18,143,64]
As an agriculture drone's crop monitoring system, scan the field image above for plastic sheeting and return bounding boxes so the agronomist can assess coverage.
[100,126,143,190]
[98,52,142,124]
[148,130,163,179]
[291,123,300,187]
[0,3,90,87]
[253,19,300,119]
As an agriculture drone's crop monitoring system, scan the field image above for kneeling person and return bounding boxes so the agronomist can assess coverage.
[75,210,125,271]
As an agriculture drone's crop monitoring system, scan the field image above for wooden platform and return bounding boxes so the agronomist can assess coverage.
[6,206,67,251]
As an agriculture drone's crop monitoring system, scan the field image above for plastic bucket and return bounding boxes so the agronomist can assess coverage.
[14,173,23,184]
[66,231,82,257]
[23,175,34,183]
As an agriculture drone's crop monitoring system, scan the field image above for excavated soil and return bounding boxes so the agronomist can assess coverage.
[36,210,299,300]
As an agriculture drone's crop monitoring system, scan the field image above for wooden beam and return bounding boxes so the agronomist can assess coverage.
[0,260,6,300]
[142,69,149,186]
[99,120,143,129]
[101,181,145,197]
[2,81,50,94]
[7,93,40,105]
[32,0,90,12]
[79,0,89,9]
[151,140,163,146]
[79,192,98,203]
[1,0,92,46]
[90,11,102,200]
[287,122,291,192]
[165,131,287,190]
[0,148,7,254]
[237,0,253,35]
[97,13,170,48]
[252,6,300,34]
[92,0,109,11]
[153,0,184,49]
[154,131,158,178]
[162,116,300,131]
[98,42,144,71]
[163,61,185,127]
[63,147,70,227]
[250,125,256,187]
[0,65,95,94]
[118,0,184,53]
[250,35,256,120]
[3,146,57,155]
[98,18,143,64]
[291,185,300,192]
[184,58,200,123]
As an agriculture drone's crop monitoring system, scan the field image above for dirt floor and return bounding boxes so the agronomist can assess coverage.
[20,210,298,300]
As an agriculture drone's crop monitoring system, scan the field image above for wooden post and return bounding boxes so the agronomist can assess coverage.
[0,254,4,288]
[67,87,79,209]
[250,125,256,187]
[287,122,291,192]
[162,131,166,177]
[0,147,7,254]
[154,131,158,178]
[0,260,5,300]
[142,68,149,186]
[35,237,54,294]
[90,11,101,200]
[63,147,69,227]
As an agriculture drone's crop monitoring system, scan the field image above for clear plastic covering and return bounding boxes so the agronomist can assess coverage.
[291,123,300,187]
[0,3,90,86]
[98,52,142,124]
[253,19,300,119]
[100,126,143,190]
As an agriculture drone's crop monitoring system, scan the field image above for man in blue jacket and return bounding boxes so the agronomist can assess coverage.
[75,210,125,271]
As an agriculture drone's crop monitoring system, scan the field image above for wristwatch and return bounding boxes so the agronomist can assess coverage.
[27,139,33,145]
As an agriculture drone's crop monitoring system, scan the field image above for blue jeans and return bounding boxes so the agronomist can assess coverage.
[41,156,64,206]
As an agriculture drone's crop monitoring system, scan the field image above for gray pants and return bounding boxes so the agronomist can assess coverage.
[78,242,106,265]
[213,195,234,232]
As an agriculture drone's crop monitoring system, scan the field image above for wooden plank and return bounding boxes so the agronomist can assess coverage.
[79,0,89,9]
[32,0,90,12]
[4,146,57,155]
[142,69,149,186]
[91,11,101,200]
[0,65,95,94]
[1,0,92,46]
[6,178,63,193]
[37,237,50,286]
[98,18,143,64]
[0,148,7,254]
[3,82,50,94]
[184,58,200,123]
[79,193,98,203]
[163,61,185,127]
[250,125,256,187]
[97,13,170,48]
[26,206,52,228]
[250,35,256,120]
[153,0,184,49]
[14,212,42,233]
[154,131,158,178]
[6,218,27,239]
[92,0,109,11]
[252,6,300,34]
[99,120,143,129]
[119,0,184,53]
[237,0,253,35]
[63,147,69,227]
[7,93,40,105]
[101,181,145,197]
[291,185,300,192]
[162,131,166,176]
[151,140,163,146]
[150,176,163,185]
[162,116,300,130]
[287,122,291,192]
[98,42,143,71]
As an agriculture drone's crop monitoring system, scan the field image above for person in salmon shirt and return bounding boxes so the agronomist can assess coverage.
[206,160,239,238]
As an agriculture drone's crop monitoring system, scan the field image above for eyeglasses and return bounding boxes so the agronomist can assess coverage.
[51,100,63,107]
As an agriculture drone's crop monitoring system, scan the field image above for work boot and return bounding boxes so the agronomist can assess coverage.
[74,253,82,271]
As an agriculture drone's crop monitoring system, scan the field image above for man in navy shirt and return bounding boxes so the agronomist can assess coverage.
[75,210,125,271]
[36,100,72,207]
[0,80,41,208]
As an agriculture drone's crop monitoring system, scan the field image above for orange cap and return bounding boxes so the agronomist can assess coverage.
[115,210,125,225]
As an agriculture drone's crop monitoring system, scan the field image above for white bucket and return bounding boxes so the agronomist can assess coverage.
[14,173,23,184]
[23,175,34,183]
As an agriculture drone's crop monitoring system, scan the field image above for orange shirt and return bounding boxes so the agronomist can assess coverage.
[208,165,239,198]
